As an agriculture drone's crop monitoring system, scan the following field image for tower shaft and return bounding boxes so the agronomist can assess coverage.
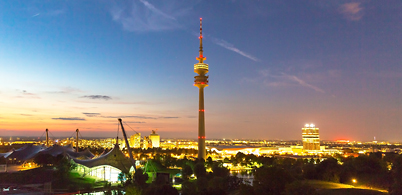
[76,129,79,152]
[198,87,206,159]
[193,18,209,160]
[45,129,49,147]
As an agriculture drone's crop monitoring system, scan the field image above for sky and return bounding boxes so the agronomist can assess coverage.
[0,0,401,141]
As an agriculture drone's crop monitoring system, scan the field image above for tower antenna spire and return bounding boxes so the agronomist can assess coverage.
[197,18,206,63]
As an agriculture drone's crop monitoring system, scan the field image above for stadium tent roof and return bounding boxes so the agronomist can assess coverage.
[71,144,132,172]
[0,151,13,158]
[67,148,95,159]
[37,144,95,160]
[37,144,75,157]
[7,144,46,161]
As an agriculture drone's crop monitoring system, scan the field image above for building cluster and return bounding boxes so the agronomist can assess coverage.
[129,130,160,149]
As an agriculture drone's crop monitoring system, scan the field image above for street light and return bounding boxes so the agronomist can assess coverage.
[352,179,357,183]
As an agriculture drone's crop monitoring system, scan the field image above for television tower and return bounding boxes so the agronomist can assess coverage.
[194,18,208,159]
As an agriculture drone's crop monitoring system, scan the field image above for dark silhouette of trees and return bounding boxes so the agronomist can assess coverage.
[193,161,206,178]
[134,168,149,189]
[316,157,341,182]
[389,155,402,195]
[253,166,294,195]
[182,164,193,180]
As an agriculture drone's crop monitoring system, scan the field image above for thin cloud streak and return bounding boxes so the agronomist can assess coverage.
[80,95,112,100]
[126,121,146,124]
[102,115,157,119]
[282,73,325,93]
[111,1,259,61]
[139,0,176,20]
[52,117,86,121]
[110,0,187,32]
[243,70,325,93]
[159,116,179,119]
[340,2,364,21]
[82,113,101,117]
[212,38,260,62]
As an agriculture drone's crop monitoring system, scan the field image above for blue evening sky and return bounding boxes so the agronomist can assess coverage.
[0,0,401,141]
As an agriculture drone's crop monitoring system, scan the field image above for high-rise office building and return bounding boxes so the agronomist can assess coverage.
[130,133,141,148]
[302,124,320,150]
[194,18,209,159]
[149,130,160,148]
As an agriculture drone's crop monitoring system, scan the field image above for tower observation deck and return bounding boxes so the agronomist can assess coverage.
[194,18,208,160]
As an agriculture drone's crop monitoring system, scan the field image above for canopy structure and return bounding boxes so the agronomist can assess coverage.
[0,151,13,158]
[71,144,133,183]
[1,144,95,165]
[38,144,74,156]
[38,144,94,159]
[68,148,95,159]
[6,144,46,163]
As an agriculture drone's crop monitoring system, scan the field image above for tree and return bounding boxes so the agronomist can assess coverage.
[206,156,213,169]
[144,184,179,195]
[389,155,402,195]
[134,168,149,189]
[125,185,142,195]
[316,157,341,182]
[253,166,294,195]
[181,180,196,195]
[211,163,229,178]
[194,162,206,178]
[118,172,126,184]
[238,183,255,195]
[196,177,208,193]
[53,156,76,183]
[182,164,193,180]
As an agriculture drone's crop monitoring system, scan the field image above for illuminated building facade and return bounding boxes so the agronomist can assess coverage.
[194,18,208,159]
[302,124,320,150]
[130,133,141,148]
[149,130,160,148]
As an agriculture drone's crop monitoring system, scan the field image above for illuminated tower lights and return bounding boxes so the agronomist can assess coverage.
[302,124,320,150]
[194,18,209,159]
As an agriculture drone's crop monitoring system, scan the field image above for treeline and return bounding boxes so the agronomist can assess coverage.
[124,152,402,195]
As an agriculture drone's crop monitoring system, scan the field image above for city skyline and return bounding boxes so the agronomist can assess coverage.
[0,1,401,141]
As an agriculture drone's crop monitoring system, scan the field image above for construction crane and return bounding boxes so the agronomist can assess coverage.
[118,118,137,172]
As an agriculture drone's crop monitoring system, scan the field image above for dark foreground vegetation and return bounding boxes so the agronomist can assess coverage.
[2,151,402,194]
[120,151,400,195]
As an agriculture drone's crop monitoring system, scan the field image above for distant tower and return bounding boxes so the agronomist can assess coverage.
[302,124,320,150]
[194,18,209,159]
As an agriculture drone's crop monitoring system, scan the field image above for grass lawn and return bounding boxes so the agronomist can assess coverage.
[306,180,388,195]
[69,171,97,185]
[65,171,108,190]
[317,188,388,195]
[307,180,355,189]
